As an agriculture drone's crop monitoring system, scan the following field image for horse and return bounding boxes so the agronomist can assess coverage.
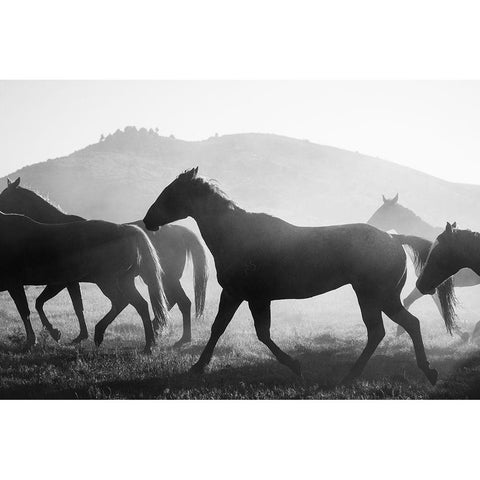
[0,177,208,346]
[417,223,480,337]
[0,211,168,352]
[143,168,457,385]
[368,194,477,340]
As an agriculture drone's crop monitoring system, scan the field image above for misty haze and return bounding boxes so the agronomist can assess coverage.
[1,80,480,399]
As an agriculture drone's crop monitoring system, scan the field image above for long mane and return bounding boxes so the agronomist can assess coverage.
[190,175,240,212]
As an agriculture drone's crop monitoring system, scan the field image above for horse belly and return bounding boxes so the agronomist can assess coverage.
[219,262,348,301]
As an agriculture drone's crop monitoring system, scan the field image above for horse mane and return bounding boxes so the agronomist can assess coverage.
[190,176,241,212]
[18,186,67,215]
[390,203,436,230]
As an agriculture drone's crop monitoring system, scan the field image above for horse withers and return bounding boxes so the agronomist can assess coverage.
[0,212,168,352]
[143,168,457,385]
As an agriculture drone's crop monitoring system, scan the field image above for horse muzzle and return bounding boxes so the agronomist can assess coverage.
[143,219,159,231]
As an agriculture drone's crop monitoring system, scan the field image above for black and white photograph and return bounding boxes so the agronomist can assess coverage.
[1,1,479,479]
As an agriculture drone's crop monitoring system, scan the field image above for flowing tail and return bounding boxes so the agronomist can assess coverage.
[129,226,169,328]
[391,233,457,334]
[180,226,208,318]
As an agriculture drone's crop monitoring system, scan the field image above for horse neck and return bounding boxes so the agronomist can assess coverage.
[191,204,242,257]
[455,234,480,271]
[26,198,81,224]
[393,210,439,240]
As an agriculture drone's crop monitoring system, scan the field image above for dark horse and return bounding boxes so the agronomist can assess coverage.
[368,194,478,340]
[144,168,457,385]
[0,178,208,346]
[417,223,476,325]
[0,212,168,352]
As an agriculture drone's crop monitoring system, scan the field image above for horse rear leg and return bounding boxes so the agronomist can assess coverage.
[8,285,35,349]
[35,285,64,342]
[191,289,242,374]
[383,301,438,385]
[93,281,128,349]
[66,283,89,344]
[397,287,424,337]
[342,293,385,384]
[121,277,155,354]
[249,300,302,376]
[164,279,192,347]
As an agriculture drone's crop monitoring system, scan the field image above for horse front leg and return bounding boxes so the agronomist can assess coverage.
[249,300,302,376]
[35,284,64,342]
[66,283,89,344]
[8,285,36,350]
[190,290,242,374]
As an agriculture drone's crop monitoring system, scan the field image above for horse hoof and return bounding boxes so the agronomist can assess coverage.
[70,333,88,345]
[22,341,36,352]
[173,337,191,349]
[50,329,61,342]
[190,362,205,375]
[143,346,153,355]
[290,359,303,377]
[426,368,438,386]
[339,375,355,386]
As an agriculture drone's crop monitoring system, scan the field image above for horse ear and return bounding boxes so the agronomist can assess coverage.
[392,193,398,204]
[382,194,387,204]
[452,221,457,229]
[445,222,453,235]
[7,177,20,188]
[180,168,198,181]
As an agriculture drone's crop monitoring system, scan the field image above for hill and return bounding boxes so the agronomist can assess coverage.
[3,126,480,230]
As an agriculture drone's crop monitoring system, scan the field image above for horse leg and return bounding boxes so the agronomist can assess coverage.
[93,281,128,348]
[397,287,424,337]
[8,285,36,349]
[249,300,302,376]
[383,302,438,385]
[190,289,242,374]
[342,293,385,384]
[35,285,63,342]
[66,283,89,344]
[121,277,155,354]
[169,280,192,348]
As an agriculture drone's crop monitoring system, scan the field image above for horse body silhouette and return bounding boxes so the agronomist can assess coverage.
[0,178,207,346]
[0,212,167,351]
[368,194,478,340]
[144,168,457,385]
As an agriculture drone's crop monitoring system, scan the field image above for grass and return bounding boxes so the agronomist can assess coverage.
[1,280,480,399]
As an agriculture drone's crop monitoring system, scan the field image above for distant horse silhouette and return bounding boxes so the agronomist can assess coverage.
[417,223,480,333]
[0,212,168,352]
[368,194,478,339]
[143,168,457,385]
[0,178,207,346]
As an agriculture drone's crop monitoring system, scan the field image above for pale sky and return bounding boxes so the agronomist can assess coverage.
[1,80,479,184]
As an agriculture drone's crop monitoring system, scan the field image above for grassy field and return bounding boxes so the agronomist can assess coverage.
[1,276,480,399]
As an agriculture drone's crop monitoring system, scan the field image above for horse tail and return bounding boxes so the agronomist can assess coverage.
[180,227,208,318]
[391,233,457,334]
[129,225,169,328]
